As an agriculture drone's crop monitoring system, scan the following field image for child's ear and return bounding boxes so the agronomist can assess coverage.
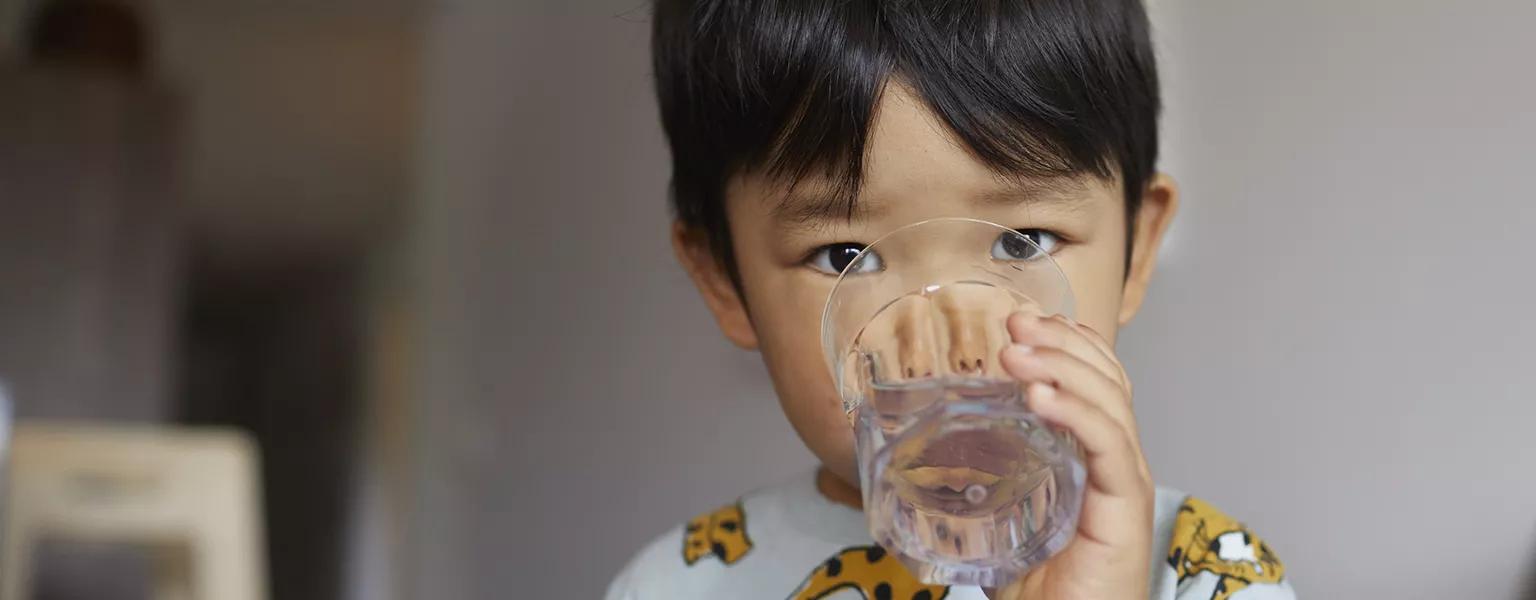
[672,222,759,350]
[1119,173,1180,326]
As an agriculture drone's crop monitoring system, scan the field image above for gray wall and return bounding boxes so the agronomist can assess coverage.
[409,1,1536,598]
[1131,2,1536,598]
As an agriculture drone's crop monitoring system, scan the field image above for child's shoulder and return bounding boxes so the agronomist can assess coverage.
[606,497,763,599]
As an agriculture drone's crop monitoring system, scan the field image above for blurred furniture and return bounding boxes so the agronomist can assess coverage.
[0,423,267,600]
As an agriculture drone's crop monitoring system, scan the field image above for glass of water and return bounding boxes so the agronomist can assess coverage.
[820,217,1085,587]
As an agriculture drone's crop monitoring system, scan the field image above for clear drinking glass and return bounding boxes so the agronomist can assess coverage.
[821,218,1085,587]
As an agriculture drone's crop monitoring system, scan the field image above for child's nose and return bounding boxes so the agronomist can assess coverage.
[932,286,1013,379]
[893,298,937,379]
[876,286,1012,381]
[943,306,990,375]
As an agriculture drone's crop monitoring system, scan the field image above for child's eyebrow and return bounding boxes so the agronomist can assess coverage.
[972,177,1097,214]
[771,176,1096,229]
[770,186,863,228]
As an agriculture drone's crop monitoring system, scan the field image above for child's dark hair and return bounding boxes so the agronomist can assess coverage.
[652,0,1161,283]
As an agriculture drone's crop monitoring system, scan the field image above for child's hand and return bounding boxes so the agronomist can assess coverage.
[989,314,1154,600]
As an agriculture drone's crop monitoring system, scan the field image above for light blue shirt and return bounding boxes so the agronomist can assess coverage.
[607,471,1297,600]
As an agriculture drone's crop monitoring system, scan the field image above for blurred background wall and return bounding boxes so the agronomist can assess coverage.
[2,1,1534,599]
[1130,2,1536,598]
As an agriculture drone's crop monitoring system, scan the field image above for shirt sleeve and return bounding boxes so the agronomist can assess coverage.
[1163,495,1297,600]
[603,562,639,600]
[603,524,684,600]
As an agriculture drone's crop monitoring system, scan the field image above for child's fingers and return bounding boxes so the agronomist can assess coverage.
[1062,316,1130,391]
[1025,382,1150,498]
[1007,313,1127,393]
[999,344,1139,442]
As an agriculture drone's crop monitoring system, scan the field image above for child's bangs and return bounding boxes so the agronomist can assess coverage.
[723,1,1135,220]
[753,70,1104,222]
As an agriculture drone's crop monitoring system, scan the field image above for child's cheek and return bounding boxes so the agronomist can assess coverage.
[1052,249,1127,339]
[755,315,861,481]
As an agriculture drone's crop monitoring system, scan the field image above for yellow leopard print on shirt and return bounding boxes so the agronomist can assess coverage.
[790,545,948,600]
[682,502,753,566]
[1167,496,1286,600]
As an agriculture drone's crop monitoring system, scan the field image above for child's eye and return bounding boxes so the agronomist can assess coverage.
[807,242,882,275]
[991,229,1062,261]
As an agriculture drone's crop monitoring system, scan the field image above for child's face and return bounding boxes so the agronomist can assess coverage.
[675,85,1177,487]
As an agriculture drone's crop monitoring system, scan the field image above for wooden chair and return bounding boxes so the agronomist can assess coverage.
[0,422,267,600]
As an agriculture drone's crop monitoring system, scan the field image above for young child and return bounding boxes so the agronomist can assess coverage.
[608,1,1297,599]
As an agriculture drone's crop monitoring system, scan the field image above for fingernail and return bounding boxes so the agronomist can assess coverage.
[1008,344,1033,356]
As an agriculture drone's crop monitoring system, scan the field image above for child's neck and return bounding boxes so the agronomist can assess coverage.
[815,466,864,510]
